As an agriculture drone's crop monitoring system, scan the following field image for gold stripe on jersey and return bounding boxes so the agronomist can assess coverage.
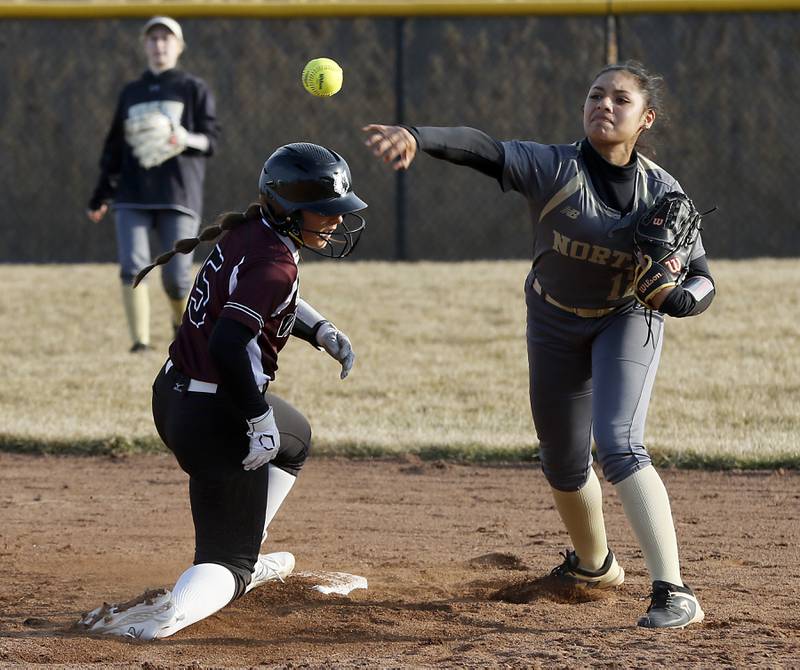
[637,153,663,172]
[538,171,586,223]
[637,154,672,207]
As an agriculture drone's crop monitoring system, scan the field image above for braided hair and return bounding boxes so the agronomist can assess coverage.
[132,201,263,288]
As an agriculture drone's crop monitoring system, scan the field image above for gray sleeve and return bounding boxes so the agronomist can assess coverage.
[671,181,707,260]
[690,232,706,260]
[500,141,563,201]
[410,126,504,180]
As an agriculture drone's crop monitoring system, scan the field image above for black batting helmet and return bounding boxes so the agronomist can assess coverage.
[259,143,367,258]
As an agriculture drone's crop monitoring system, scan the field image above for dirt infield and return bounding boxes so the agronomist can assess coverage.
[1,453,798,668]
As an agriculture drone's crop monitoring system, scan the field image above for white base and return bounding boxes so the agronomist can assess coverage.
[296,571,368,596]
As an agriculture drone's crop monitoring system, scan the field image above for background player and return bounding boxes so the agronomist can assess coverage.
[87,16,220,352]
[80,143,367,639]
[364,61,715,629]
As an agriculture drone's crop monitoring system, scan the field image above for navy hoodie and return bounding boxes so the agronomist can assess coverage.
[89,68,220,218]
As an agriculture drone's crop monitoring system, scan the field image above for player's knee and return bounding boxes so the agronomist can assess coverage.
[540,450,592,491]
[273,429,312,475]
[597,449,652,485]
[159,257,193,298]
[119,268,140,285]
[593,423,652,485]
[161,276,191,300]
[269,396,312,475]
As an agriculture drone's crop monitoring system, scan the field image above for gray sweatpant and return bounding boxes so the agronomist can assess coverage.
[114,207,199,298]
[525,274,664,491]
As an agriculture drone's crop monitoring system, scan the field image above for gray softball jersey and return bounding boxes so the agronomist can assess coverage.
[501,141,705,310]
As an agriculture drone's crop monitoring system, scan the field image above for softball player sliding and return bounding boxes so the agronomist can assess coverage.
[80,143,367,639]
[87,17,220,353]
[365,61,715,629]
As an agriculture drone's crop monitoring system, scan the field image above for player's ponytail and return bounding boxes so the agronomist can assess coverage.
[132,202,263,288]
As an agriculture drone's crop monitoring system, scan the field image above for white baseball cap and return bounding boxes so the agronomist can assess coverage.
[142,16,184,43]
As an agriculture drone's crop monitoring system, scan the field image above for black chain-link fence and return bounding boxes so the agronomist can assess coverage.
[2,11,798,262]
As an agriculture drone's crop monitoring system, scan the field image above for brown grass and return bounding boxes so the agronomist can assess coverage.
[0,260,797,464]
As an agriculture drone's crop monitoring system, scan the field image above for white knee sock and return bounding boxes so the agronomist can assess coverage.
[262,465,297,543]
[550,467,609,571]
[615,465,683,586]
[155,563,236,639]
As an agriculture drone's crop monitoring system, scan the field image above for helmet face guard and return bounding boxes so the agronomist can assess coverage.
[258,143,367,258]
[296,212,366,259]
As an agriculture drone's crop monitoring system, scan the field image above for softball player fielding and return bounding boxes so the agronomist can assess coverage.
[364,61,715,629]
[87,17,220,353]
[80,143,367,639]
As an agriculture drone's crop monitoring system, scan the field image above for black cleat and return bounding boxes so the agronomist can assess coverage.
[129,342,152,353]
[550,549,625,589]
[638,580,705,629]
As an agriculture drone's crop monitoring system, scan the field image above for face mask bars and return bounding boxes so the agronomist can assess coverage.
[300,212,366,259]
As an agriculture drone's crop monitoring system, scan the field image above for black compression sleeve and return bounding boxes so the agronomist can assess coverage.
[89,95,125,209]
[291,318,327,348]
[405,126,504,180]
[208,317,270,418]
[659,255,716,318]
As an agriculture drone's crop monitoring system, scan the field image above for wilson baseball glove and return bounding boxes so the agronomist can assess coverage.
[124,111,188,169]
[633,191,703,308]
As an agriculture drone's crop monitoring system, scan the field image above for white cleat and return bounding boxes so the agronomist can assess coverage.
[78,588,182,640]
[246,551,296,593]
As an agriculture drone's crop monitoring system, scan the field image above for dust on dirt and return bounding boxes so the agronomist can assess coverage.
[1,453,798,668]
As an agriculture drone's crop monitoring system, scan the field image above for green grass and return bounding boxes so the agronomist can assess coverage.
[1,260,797,468]
[3,435,798,471]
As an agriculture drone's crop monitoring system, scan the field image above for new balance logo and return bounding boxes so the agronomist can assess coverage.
[560,206,580,220]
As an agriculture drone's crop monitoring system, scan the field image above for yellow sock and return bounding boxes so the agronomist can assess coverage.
[168,296,188,330]
[551,467,609,571]
[121,283,150,346]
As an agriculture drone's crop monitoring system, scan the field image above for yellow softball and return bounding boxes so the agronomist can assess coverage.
[302,58,343,97]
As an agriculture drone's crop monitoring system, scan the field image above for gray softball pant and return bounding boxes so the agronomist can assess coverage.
[525,275,664,491]
[114,207,199,299]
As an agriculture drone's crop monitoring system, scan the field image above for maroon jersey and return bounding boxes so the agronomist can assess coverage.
[170,216,299,386]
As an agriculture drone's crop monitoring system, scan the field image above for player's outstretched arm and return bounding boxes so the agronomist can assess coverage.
[364,124,504,180]
[363,124,418,170]
[293,299,355,379]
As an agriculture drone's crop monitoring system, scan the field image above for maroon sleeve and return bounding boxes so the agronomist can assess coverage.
[219,258,297,334]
